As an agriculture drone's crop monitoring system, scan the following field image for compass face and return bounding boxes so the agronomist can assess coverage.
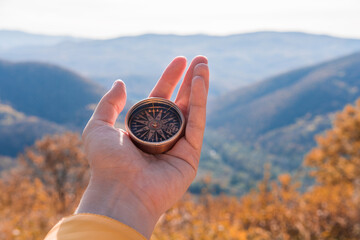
[128,100,183,143]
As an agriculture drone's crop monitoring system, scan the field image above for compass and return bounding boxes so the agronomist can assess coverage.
[125,97,185,154]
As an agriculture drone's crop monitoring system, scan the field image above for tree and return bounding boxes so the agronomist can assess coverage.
[305,100,360,185]
[0,132,89,240]
[18,132,89,212]
[3,100,360,239]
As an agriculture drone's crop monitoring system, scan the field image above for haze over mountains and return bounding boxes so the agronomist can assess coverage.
[2,31,360,99]
[1,30,360,194]
[0,30,87,51]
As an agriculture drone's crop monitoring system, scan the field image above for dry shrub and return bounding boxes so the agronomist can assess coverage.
[2,101,360,239]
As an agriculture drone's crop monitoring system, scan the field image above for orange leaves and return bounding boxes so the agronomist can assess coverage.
[152,172,360,239]
[153,194,245,240]
[302,183,359,238]
[0,132,89,240]
[305,100,360,185]
[3,99,360,239]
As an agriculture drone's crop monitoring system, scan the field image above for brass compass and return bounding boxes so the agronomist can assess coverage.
[125,97,185,154]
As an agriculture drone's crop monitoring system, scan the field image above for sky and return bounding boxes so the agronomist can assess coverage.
[0,0,359,39]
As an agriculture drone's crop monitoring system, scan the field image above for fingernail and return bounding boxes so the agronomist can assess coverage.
[193,63,208,77]
[112,79,124,88]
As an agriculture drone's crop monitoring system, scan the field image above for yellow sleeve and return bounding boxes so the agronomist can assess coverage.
[44,213,147,240]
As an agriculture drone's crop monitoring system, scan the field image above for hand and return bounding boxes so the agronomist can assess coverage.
[76,56,209,239]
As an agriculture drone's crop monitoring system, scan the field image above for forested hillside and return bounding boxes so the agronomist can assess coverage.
[209,51,360,146]
[209,52,360,138]
[0,60,104,128]
[202,52,360,193]
[0,103,65,157]
[0,60,105,158]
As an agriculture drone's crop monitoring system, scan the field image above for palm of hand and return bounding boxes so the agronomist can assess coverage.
[85,123,196,216]
[78,56,209,238]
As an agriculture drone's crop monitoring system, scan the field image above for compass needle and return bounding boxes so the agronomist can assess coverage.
[152,103,155,118]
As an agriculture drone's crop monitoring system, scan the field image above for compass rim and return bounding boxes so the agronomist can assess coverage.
[125,97,185,149]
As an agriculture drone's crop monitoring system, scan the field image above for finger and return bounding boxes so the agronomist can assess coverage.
[185,75,208,153]
[89,80,127,127]
[175,56,208,114]
[149,56,187,99]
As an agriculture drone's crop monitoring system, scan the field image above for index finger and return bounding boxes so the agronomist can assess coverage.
[149,56,187,99]
[185,67,209,152]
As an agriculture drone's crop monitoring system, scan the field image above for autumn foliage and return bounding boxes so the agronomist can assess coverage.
[2,101,360,239]
[0,133,89,240]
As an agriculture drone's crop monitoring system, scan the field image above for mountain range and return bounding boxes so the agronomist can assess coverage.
[1,30,360,194]
[2,31,360,99]
[200,52,360,194]
[209,52,360,140]
[0,30,87,51]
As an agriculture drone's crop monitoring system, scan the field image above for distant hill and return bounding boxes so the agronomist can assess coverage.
[0,103,65,157]
[0,60,104,128]
[209,52,360,140]
[202,52,360,192]
[2,31,360,98]
[0,30,87,51]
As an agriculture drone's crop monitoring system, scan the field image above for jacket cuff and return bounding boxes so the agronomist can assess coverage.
[44,213,147,240]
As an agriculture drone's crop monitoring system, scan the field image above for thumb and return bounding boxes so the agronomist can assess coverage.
[88,80,127,127]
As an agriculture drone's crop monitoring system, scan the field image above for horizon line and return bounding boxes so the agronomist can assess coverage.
[1,28,359,41]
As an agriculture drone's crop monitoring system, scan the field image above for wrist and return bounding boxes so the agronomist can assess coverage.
[76,176,159,239]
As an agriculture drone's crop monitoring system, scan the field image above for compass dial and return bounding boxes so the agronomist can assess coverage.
[129,101,181,142]
[125,98,185,154]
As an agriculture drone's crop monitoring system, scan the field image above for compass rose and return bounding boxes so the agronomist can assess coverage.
[130,105,180,142]
[126,98,184,154]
